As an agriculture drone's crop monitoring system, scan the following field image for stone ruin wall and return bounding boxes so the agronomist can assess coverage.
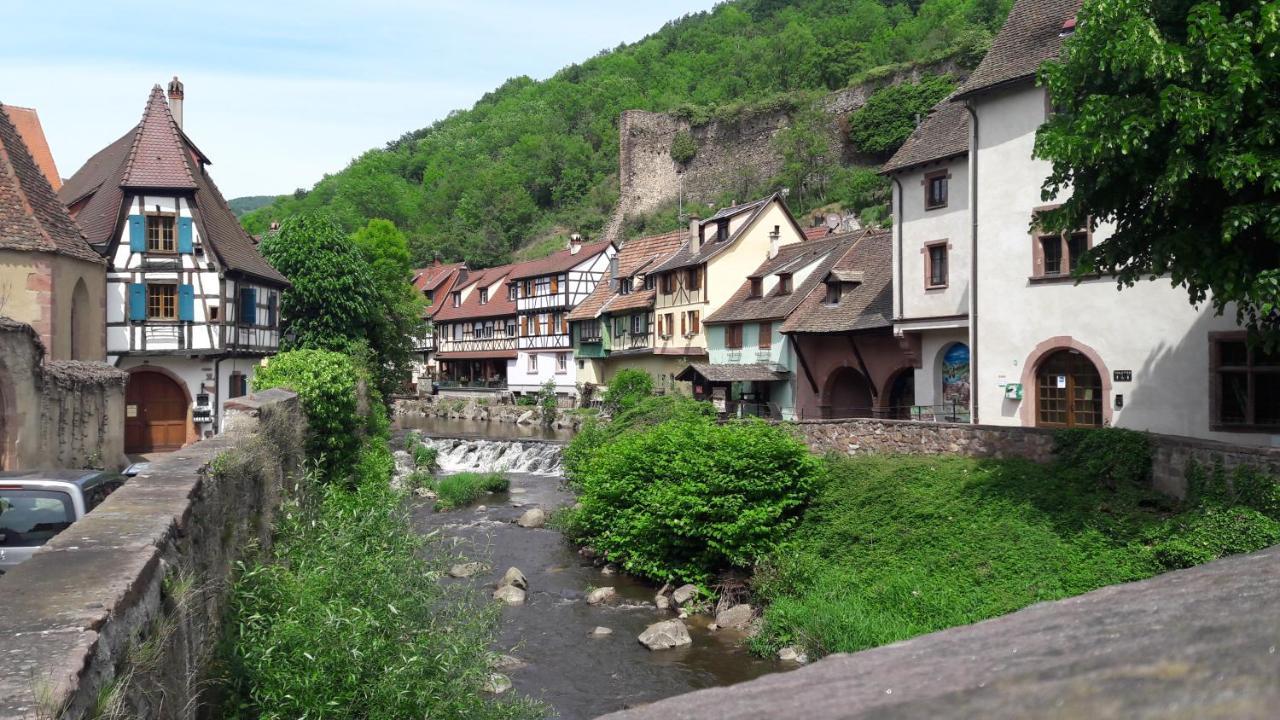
[608,57,967,238]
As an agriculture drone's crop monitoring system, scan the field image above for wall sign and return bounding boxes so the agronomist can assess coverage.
[1113,370,1133,382]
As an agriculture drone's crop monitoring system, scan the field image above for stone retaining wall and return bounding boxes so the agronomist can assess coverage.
[0,388,305,720]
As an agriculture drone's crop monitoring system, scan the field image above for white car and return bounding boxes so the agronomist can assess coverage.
[0,470,128,573]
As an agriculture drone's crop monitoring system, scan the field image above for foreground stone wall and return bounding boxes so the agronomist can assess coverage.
[0,388,305,720]
[794,417,1280,498]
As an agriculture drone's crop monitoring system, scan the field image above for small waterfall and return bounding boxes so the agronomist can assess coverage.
[420,437,564,475]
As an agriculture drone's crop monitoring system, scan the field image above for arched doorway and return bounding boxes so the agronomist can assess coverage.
[69,278,92,361]
[885,370,916,419]
[823,366,874,419]
[1035,349,1103,428]
[125,370,190,453]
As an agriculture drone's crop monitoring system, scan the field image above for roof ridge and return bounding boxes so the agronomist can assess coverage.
[121,85,196,189]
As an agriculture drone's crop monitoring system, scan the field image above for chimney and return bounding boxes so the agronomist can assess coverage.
[768,225,781,259]
[688,215,702,255]
[167,76,185,130]
[569,232,583,255]
[433,257,442,267]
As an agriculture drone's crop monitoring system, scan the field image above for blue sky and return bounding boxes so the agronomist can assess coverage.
[0,1,719,198]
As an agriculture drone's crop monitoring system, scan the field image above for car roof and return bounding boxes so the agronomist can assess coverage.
[0,470,117,488]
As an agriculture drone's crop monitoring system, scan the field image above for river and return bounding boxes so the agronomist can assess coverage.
[396,419,781,719]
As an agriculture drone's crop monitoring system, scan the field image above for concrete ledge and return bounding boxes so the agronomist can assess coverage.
[600,545,1280,720]
[0,390,303,720]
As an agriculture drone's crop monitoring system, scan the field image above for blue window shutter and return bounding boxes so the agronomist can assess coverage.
[128,215,145,252]
[178,284,194,321]
[128,283,146,321]
[240,288,257,325]
[177,217,193,253]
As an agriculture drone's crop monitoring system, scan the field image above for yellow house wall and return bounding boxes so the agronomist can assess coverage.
[0,251,43,335]
[50,255,107,361]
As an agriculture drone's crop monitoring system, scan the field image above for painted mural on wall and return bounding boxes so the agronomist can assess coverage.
[941,343,970,408]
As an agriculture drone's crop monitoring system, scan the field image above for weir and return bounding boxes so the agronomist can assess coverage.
[420,437,564,474]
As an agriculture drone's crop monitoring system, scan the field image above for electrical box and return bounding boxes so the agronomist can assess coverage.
[1004,383,1023,400]
[192,393,213,424]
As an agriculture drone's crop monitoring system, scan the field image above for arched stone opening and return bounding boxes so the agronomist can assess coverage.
[822,366,874,419]
[1019,337,1113,428]
[124,367,193,453]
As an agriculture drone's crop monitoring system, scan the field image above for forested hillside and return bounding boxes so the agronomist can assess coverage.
[243,0,1011,266]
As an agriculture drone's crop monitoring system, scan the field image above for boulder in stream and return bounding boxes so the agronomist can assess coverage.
[586,586,617,605]
[448,561,486,578]
[484,673,513,694]
[501,567,528,590]
[655,595,672,611]
[672,584,698,605]
[638,620,692,650]
[516,410,536,425]
[490,653,526,671]
[778,646,809,664]
[493,585,526,605]
[516,507,546,528]
[715,603,754,630]
[590,626,613,636]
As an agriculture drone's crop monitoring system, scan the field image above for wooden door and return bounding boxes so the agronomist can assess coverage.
[125,371,189,453]
[1036,350,1103,428]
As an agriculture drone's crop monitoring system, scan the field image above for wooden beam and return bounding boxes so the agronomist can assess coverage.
[846,335,878,398]
[792,337,819,394]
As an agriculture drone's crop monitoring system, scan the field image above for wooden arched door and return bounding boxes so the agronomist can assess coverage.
[823,366,874,419]
[125,371,189,453]
[1035,350,1103,428]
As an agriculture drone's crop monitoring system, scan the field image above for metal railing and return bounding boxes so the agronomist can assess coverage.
[794,401,971,423]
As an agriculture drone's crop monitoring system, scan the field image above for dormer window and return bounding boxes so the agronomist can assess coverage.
[750,278,763,298]
[451,291,461,307]
[479,288,489,304]
[777,273,792,295]
[716,219,729,242]
[824,282,842,305]
[508,284,517,301]
[619,277,633,295]
[643,274,655,291]
[147,214,176,253]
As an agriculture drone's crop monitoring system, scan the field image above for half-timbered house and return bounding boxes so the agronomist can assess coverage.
[59,79,289,453]
[409,260,466,390]
[507,236,614,397]
[431,263,518,390]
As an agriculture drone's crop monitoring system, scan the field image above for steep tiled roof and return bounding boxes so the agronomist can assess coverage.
[705,232,862,325]
[0,104,104,264]
[414,262,465,293]
[567,229,685,321]
[651,193,803,274]
[782,230,893,334]
[4,106,60,190]
[432,264,516,322]
[954,0,1082,100]
[881,100,969,175]
[506,238,613,280]
[121,86,196,189]
[57,85,287,285]
[676,363,789,383]
[804,226,835,240]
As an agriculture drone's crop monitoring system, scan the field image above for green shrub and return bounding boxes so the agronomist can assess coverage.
[537,380,558,426]
[434,472,510,511]
[670,130,698,165]
[1052,427,1152,489]
[253,349,365,484]
[1151,506,1280,570]
[567,414,821,583]
[846,74,956,156]
[403,470,434,492]
[603,369,653,413]
[563,395,713,481]
[413,443,439,471]
[515,394,536,407]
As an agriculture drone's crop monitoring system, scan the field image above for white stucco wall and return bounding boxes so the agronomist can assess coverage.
[892,157,970,321]
[508,351,576,395]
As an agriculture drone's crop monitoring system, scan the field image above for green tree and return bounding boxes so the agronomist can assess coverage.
[846,74,956,156]
[1035,0,1279,343]
[773,106,835,208]
[351,219,428,398]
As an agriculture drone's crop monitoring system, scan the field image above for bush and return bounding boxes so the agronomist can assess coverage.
[563,396,713,480]
[253,349,365,484]
[413,443,439,471]
[1151,506,1280,570]
[566,414,821,583]
[670,130,698,165]
[1052,427,1152,489]
[846,74,956,156]
[434,472,510,511]
[603,369,653,413]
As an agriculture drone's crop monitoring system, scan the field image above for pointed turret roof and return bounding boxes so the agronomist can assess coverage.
[120,85,196,189]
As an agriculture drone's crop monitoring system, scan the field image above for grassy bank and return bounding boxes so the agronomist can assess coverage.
[434,471,510,510]
[752,454,1280,657]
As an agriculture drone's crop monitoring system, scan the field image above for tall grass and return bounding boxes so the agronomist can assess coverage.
[434,472,510,510]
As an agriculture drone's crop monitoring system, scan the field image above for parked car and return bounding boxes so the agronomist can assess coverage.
[0,470,129,573]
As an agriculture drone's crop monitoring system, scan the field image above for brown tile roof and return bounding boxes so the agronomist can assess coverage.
[782,229,894,334]
[954,0,1082,100]
[705,232,863,325]
[431,264,516,322]
[881,100,970,175]
[566,229,685,321]
[0,104,104,264]
[414,262,465,293]
[57,85,287,285]
[804,226,835,240]
[602,289,656,314]
[675,363,789,383]
[4,106,60,190]
[506,238,614,280]
[651,193,805,274]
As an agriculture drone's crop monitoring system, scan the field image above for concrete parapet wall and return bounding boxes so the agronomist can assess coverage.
[0,388,305,720]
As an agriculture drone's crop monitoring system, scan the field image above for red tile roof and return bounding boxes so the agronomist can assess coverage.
[432,264,516,322]
[121,86,196,189]
[882,99,969,175]
[705,232,860,325]
[4,106,60,190]
[804,226,835,240]
[954,0,1083,100]
[0,104,104,264]
[506,238,613,280]
[566,229,685,321]
[414,261,465,293]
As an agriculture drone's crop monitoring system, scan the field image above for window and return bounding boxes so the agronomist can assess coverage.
[684,310,700,336]
[508,284,518,301]
[643,274,655,291]
[580,320,601,341]
[1033,210,1092,278]
[505,319,517,337]
[1212,334,1280,431]
[147,284,177,320]
[619,277,633,295]
[725,323,743,349]
[451,291,461,307]
[758,322,772,349]
[925,171,948,210]
[716,219,729,242]
[556,353,568,374]
[630,313,647,335]
[686,267,701,292]
[536,277,551,296]
[777,273,792,295]
[209,305,220,321]
[473,321,485,338]
[267,293,278,328]
[479,288,489,304]
[1066,231,1089,272]
[615,315,627,336]
[661,273,674,294]
[749,278,763,298]
[527,354,538,373]
[229,371,247,399]
[926,242,948,288]
[146,214,176,253]
[823,281,842,305]
[660,312,674,338]
[1040,235,1063,275]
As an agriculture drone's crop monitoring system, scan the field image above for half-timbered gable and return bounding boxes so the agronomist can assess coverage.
[59,79,288,451]
[431,263,516,389]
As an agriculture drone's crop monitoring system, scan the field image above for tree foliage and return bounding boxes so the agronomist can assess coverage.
[242,0,1012,266]
[847,74,956,156]
[1034,0,1280,343]
[350,219,428,397]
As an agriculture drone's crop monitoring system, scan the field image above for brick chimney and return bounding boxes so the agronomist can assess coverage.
[167,76,185,130]
[568,232,583,255]
[688,215,702,255]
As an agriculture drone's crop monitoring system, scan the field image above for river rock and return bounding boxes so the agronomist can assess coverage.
[591,626,614,636]
[655,595,672,611]
[638,620,692,650]
[586,586,617,605]
[484,673,512,694]
[716,603,754,629]
[517,508,546,528]
[490,653,526,671]
[448,561,486,578]
[501,567,528,590]
[579,546,598,559]
[516,410,536,425]
[778,646,809,664]
[476,504,487,512]
[672,584,698,605]
[493,585,526,605]
[601,564,617,576]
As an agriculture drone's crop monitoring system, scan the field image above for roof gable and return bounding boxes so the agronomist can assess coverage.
[4,106,60,190]
[954,0,1083,100]
[121,86,196,189]
[650,193,806,275]
[432,264,517,321]
[882,99,969,175]
[781,230,894,334]
[705,232,863,325]
[566,229,686,321]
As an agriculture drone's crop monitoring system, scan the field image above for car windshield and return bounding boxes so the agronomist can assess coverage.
[0,490,74,547]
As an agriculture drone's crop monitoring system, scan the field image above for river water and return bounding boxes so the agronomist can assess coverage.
[397,419,781,719]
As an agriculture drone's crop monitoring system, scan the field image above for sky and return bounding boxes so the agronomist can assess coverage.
[0,1,719,199]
